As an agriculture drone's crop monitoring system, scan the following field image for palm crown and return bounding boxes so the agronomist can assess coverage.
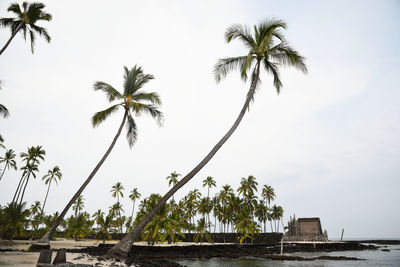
[0,2,52,54]
[214,18,307,94]
[92,65,163,147]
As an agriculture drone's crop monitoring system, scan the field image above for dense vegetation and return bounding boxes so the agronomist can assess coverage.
[0,160,284,244]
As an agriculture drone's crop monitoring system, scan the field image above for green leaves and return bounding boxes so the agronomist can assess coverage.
[93,82,123,102]
[91,104,120,127]
[126,114,138,148]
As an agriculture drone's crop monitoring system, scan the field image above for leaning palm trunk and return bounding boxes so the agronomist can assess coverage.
[105,63,261,258]
[0,27,21,56]
[36,110,128,243]
[0,171,27,238]
[0,162,8,180]
[32,180,52,239]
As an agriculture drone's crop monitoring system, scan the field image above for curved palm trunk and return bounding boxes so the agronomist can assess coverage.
[32,181,52,239]
[0,27,22,56]
[36,110,128,243]
[131,200,136,218]
[105,63,261,258]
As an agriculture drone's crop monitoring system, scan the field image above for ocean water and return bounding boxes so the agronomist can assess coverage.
[176,245,400,267]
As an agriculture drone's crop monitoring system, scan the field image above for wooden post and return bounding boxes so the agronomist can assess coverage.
[280,238,283,256]
[340,228,344,241]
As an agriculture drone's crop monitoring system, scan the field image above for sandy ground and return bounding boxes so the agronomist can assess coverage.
[0,239,125,266]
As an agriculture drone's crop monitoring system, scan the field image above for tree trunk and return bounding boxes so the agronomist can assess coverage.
[33,182,51,239]
[0,27,21,56]
[36,110,128,243]
[1,173,26,238]
[131,200,135,218]
[0,162,8,180]
[105,63,261,258]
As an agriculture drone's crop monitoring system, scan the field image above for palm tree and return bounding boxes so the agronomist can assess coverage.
[262,184,276,231]
[166,171,181,202]
[92,209,104,231]
[40,166,62,218]
[37,65,163,243]
[106,18,307,258]
[129,188,141,218]
[72,195,84,218]
[202,176,216,233]
[111,182,124,235]
[0,82,8,146]
[0,149,17,180]
[0,2,52,55]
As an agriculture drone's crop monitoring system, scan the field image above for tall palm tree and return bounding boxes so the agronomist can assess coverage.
[0,83,9,147]
[111,182,124,234]
[40,166,62,217]
[202,176,216,233]
[0,2,52,55]
[92,209,104,231]
[0,149,17,180]
[106,18,307,258]
[37,65,163,243]
[129,188,141,218]
[166,171,181,202]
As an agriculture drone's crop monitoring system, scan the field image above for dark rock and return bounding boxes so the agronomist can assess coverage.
[53,249,67,264]
[381,249,390,252]
[37,249,52,264]
[29,243,50,252]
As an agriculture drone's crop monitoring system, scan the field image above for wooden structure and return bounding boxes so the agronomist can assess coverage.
[298,217,323,236]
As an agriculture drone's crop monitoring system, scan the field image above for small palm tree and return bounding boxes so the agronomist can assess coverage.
[129,188,141,218]
[111,182,124,235]
[107,18,307,258]
[0,82,8,147]
[92,209,105,231]
[38,65,163,243]
[202,176,216,234]
[166,171,181,202]
[0,149,17,181]
[0,2,52,55]
[72,195,84,218]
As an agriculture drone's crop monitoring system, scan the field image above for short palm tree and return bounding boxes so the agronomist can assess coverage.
[106,18,307,258]
[166,171,181,202]
[37,65,163,243]
[0,2,52,55]
[111,182,124,234]
[0,149,17,181]
[72,195,84,218]
[129,188,141,218]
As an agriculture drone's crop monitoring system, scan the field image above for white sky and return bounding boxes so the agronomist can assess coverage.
[1,0,399,239]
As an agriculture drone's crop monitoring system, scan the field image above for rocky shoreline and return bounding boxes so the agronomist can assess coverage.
[64,242,376,266]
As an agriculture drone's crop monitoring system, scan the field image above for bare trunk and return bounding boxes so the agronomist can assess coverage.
[36,110,128,243]
[32,182,51,239]
[0,163,7,180]
[105,63,261,258]
[1,172,26,238]
[0,27,21,56]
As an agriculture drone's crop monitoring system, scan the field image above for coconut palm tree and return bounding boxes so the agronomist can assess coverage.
[106,18,307,258]
[111,182,124,234]
[262,184,276,231]
[0,149,17,181]
[92,209,104,232]
[0,2,52,55]
[0,82,8,147]
[166,171,181,202]
[72,195,84,218]
[37,65,163,244]
[40,166,62,217]
[202,176,216,233]
[129,188,141,218]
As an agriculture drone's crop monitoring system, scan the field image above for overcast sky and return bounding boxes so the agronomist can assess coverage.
[1,0,399,239]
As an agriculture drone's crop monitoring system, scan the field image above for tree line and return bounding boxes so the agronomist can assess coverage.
[0,168,284,244]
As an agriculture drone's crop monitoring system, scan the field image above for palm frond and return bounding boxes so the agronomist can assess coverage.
[129,102,163,126]
[7,3,22,15]
[91,104,120,127]
[125,114,138,148]
[213,56,248,82]
[131,92,161,105]
[93,81,123,102]
[0,18,16,28]
[270,42,307,73]
[29,29,35,53]
[133,74,155,93]
[0,104,10,118]
[224,24,255,49]
[30,24,51,42]
[263,60,282,93]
